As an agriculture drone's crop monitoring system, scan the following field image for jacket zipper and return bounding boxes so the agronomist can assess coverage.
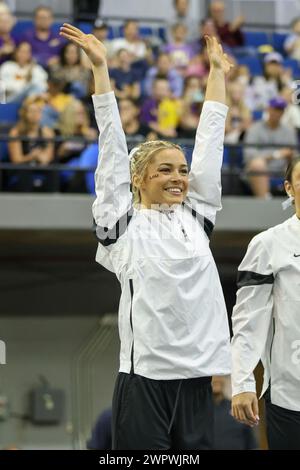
[165,211,188,241]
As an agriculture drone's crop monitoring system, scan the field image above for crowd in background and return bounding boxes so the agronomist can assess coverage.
[1,0,300,197]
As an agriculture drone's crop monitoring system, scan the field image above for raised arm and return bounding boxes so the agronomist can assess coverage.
[187,36,232,224]
[60,24,131,235]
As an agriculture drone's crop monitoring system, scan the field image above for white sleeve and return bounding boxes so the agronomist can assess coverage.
[231,234,274,396]
[186,100,228,225]
[92,92,132,246]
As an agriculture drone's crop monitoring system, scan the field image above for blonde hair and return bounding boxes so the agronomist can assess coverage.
[130,140,183,206]
[58,99,90,136]
[17,95,45,134]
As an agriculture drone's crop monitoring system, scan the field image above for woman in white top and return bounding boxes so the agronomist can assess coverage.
[231,157,300,450]
[60,23,232,450]
[0,41,47,102]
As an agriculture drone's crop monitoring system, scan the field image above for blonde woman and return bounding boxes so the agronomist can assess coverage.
[57,99,96,162]
[60,23,232,450]
[8,96,54,191]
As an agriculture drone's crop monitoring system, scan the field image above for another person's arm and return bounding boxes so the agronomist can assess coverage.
[231,234,274,427]
[60,24,132,238]
[187,36,232,224]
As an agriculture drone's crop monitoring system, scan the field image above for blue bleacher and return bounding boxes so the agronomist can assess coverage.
[244,31,270,48]
[0,103,19,162]
[0,103,20,125]
[12,20,62,38]
[272,32,288,56]
[283,58,300,78]
[11,19,33,37]
[237,56,263,76]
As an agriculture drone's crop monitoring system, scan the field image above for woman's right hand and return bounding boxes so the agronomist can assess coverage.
[231,392,260,427]
[60,23,107,67]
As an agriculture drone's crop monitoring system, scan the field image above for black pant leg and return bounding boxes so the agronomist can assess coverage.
[172,377,214,450]
[112,372,171,450]
[265,391,300,450]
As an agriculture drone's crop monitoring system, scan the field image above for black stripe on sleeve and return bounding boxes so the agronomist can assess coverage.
[129,279,134,375]
[93,207,133,247]
[182,202,214,239]
[237,270,274,289]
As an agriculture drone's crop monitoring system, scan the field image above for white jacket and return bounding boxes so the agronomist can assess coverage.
[92,91,231,380]
[231,215,300,411]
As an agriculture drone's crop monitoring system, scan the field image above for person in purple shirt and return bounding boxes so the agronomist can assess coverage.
[162,23,195,74]
[144,52,183,98]
[21,6,64,68]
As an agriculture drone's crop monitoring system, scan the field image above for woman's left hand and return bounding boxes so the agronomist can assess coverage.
[205,36,233,74]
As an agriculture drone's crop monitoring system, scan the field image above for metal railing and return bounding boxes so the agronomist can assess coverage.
[0,134,298,194]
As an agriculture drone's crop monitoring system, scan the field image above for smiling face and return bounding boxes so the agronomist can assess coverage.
[285,160,300,217]
[135,148,189,208]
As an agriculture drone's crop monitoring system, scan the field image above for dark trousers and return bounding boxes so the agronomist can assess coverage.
[112,372,213,450]
[265,388,300,450]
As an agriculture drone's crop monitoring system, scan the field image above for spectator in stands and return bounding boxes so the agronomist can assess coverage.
[209,1,244,48]
[284,17,300,61]
[8,95,55,191]
[21,6,64,68]
[87,408,112,450]
[56,99,97,163]
[140,76,181,137]
[92,20,114,61]
[56,99,97,191]
[49,42,90,99]
[0,41,48,102]
[191,18,220,56]
[162,23,195,74]
[41,74,75,128]
[111,19,147,61]
[144,52,183,98]
[119,97,151,138]
[225,80,252,143]
[248,52,293,111]
[212,376,258,450]
[168,0,199,42]
[0,4,16,65]
[281,85,300,134]
[109,48,141,100]
[177,75,204,138]
[244,96,297,198]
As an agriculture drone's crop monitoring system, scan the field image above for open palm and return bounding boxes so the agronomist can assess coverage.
[205,36,233,74]
[60,23,107,67]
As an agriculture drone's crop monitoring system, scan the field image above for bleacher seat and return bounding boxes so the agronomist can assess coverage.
[283,58,300,78]
[0,103,20,125]
[244,31,270,48]
[237,56,263,76]
[12,20,62,38]
[272,32,288,56]
[11,19,33,37]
